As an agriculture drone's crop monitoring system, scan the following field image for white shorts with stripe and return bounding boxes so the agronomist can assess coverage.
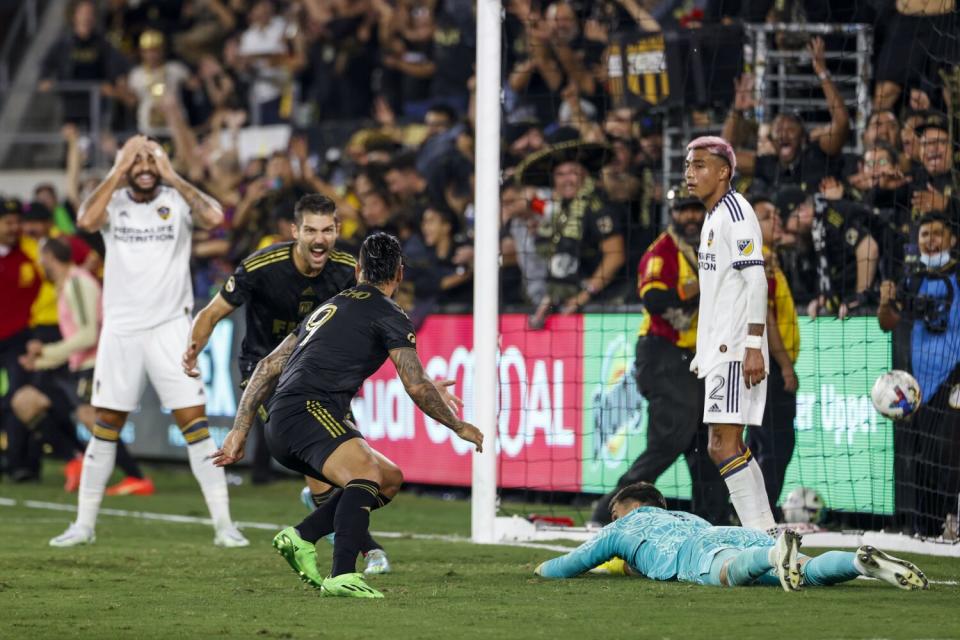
[91,315,206,412]
[701,360,766,427]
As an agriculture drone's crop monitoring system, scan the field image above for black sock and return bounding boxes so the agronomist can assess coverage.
[361,493,392,553]
[331,479,382,577]
[115,440,144,479]
[295,487,342,543]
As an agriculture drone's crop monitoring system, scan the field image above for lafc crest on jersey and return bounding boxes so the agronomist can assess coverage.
[157,206,171,220]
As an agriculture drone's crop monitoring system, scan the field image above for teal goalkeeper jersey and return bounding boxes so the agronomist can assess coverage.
[537,507,773,581]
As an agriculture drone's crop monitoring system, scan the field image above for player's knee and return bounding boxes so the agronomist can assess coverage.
[95,408,127,429]
[379,464,403,498]
[707,433,738,464]
[11,385,50,424]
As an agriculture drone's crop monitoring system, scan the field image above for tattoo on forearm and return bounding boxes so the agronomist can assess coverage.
[391,348,461,430]
[173,176,220,220]
[234,334,297,434]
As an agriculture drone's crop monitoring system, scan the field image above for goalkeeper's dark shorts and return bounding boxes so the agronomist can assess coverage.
[264,398,363,483]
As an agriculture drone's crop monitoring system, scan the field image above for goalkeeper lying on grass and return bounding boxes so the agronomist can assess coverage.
[535,482,928,592]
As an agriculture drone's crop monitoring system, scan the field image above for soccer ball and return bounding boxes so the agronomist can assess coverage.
[871,370,922,419]
[782,486,826,524]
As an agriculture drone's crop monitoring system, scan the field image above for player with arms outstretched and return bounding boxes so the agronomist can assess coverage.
[50,136,247,548]
[684,136,775,531]
[183,194,393,574]
[211,233,483,598]
[535,482,929,592]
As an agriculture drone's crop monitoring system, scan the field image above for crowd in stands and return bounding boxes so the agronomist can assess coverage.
[15,0,955,324]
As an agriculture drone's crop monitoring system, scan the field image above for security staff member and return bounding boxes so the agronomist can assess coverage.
[590,186,727,525]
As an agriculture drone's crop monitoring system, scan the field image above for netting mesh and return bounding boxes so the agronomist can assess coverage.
[494,0,959,542]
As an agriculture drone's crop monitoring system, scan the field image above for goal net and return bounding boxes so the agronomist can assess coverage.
[463,1,960,551]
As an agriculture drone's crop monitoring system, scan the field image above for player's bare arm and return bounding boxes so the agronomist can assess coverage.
[146,141,224,230]
[389,347,483,452]
[210,332,298,466]
[76,135,148,232]
[743,322,766,388]
[183,293,238,377]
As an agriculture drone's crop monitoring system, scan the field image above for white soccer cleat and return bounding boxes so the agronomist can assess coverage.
[363,548,391,575]
[49,523,95,547]
[214,525,250,548]
[855,545,929,591]
[773,529,802,592]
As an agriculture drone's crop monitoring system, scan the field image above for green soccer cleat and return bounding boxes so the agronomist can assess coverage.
[272,526,324,590]
[320,572,384,598]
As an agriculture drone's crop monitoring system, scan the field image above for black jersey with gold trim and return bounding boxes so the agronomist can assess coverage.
[271,283,416,420]
[220,242,357,375]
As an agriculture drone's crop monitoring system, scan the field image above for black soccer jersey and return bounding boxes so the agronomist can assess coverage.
[219,242,357,376]
[270,284,416,420]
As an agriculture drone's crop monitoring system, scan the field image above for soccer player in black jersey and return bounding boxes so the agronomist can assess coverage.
[211,233,484,598]
[183,194,395,574]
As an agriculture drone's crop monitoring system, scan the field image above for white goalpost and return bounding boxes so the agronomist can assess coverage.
[470,0,501,544]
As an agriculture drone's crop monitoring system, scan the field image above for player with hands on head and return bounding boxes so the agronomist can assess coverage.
[49,133,246,549]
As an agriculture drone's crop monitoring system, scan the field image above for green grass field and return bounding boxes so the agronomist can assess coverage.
[2,464,959,640]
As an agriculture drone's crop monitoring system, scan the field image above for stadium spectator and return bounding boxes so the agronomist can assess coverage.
[237,0,301,125]
[727,38,850,195]
[172,0,238,66]
[874,0,960,111]
[900,110,928,172]
[589,185,728,527]
[406,206,474,316]
[429,0,476,114]
[500,183,548,306]
[378,0,438,119]
[124,30,193,138]
[878,212,960,539]
[790,188,879,319]
[909,112,959,222]
[385,151,430,225]
[0,199,41,481]
[39,0,130,129]
[515,132,626,328]
[747,194,800,519]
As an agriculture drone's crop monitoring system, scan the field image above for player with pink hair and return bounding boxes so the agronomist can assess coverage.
[684,135,776,533]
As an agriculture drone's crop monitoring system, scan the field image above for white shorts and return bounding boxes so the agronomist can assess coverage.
[91,315,206,412]
[702,361,766,427]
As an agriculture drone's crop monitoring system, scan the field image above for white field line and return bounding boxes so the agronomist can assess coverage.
[2,497,957,586]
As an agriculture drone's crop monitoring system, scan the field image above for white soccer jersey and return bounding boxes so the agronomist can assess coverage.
[695,189,769,377]
[100,186,194,334]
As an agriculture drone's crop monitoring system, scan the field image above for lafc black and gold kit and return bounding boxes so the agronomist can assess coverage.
[219,242,357,378]
[266,284,416,479]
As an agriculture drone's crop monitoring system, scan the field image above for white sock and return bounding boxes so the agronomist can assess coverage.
[721,456,776,531]
[76,437,118,531]
[187,437,233,531]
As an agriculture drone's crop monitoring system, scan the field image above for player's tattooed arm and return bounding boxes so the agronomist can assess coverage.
[169,174,225,230]
[390,347,483,452]
[233,333,298,435]
[212,330,298,466]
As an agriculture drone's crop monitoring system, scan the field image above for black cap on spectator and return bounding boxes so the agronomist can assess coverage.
[914,111,949,137]
[773,186,808,217]
[503,120,541,146]
[22,201,52,222]
[513,128,610,187]
[1,197,23,217]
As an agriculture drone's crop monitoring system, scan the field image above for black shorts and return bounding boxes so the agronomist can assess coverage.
[264,399,363,483]
[63,369,94,407]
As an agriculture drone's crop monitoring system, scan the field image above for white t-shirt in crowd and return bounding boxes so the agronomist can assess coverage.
[100,186,194,334]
